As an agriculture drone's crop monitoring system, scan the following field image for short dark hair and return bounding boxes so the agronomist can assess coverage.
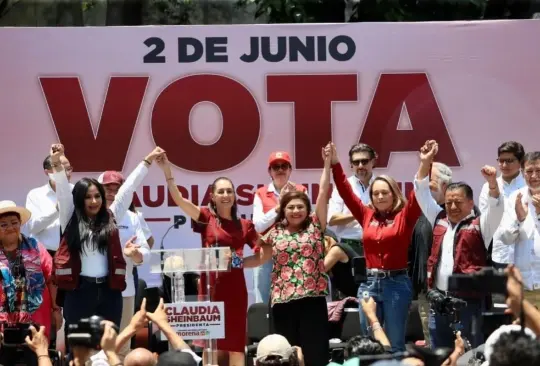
[43,155,52,170]
[498,141,525,162]
[0,212,21,221]
[348,143,377,162]
[345,335,385,362]
[446,182,473,200]
[522,151,540,168]
[489,330,540,366]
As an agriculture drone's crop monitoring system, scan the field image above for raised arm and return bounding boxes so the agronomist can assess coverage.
[326,142,367,224]
[49,144,74,232]
[414,140,443,226]
[478,166,504,246]
[24,190,60,236]
[110,147,163,222]
[157,153,201,221]
[315,146,332,232]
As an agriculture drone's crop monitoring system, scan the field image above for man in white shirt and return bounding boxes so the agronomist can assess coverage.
[327,143,376,277]
[98,170,151,358]
[252,151,307,303]
[25,154,74,256]
[499,151,540,309]
[479,141,526,270]
[415,140,504,349]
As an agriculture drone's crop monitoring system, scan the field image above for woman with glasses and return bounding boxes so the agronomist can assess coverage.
[325,142,422,353]
[252,151,307,304]
[0,200,58,365]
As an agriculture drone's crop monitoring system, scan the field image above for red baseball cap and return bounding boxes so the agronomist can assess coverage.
[97,171,124,186]
[268,151,292,167]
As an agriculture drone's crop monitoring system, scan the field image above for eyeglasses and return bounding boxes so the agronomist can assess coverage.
[351,159,372,167]
[497,158,517,165]
[0,222,21,230]
[271,164,290,171]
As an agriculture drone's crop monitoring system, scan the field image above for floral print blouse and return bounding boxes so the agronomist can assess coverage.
[262,214,329,306]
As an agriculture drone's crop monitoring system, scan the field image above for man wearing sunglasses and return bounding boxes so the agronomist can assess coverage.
[252,151,307,304]
[327,143,377,297]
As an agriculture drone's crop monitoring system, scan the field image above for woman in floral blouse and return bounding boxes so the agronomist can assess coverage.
[262,148,331,366]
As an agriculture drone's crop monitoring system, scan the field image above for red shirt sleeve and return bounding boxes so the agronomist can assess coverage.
[244,220,260,250]
[192,206,211,233]
[331,162,367,224]
[403,188,422,228]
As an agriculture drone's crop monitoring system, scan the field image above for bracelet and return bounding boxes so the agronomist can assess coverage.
[231,252,244,269]
[38,355,50,360]
[143,158,151,165]
[371,324,382,332]
[166,177,174,182]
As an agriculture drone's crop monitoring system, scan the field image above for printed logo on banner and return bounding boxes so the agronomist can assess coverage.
[164,301,225,340]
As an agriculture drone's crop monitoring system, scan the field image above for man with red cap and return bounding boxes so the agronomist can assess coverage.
[252,151,307,303]
[98,170,151,358]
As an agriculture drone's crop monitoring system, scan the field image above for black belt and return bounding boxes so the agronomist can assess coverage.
[80,276,108,284]
[367,268,408,279]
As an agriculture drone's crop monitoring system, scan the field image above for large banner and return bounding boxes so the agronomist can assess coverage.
[2,21,540,297]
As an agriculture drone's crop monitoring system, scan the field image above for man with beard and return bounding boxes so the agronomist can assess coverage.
[327,143,377,298]
[252,151,307,304]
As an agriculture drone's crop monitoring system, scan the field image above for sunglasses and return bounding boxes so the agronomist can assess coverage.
[351,159,372,167]
[271,164,290,171]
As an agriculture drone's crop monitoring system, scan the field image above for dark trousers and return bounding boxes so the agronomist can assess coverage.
[133,267,139,301]
[63,280,123,352]
[272,297,329,366]
[428,297,485,349]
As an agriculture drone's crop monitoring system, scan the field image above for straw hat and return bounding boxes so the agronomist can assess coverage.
[0,201,31,225]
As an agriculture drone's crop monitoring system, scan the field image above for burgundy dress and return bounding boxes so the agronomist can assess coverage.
[194,207,259,352]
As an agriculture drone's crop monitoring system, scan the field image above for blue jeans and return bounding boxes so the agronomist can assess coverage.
[253,260,273,303]
[358,274,413,353]
[428,298,484,349]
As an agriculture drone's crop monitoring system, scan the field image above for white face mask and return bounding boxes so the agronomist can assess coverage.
[48,173,56,182]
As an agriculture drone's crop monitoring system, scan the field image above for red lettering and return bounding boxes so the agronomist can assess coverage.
[267,74,358,169]
[40,77,148,171]
[152,75,260,172]
[359,73,459,167]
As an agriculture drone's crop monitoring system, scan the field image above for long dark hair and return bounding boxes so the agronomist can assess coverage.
[207,177,241,228]
[275,191,312,230]
[65,178,117,255]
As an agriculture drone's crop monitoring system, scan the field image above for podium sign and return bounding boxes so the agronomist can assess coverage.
[162,301,225,340]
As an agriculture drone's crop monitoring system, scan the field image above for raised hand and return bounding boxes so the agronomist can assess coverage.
[515,192,529,222]
[532,194,540,214]
[481,165,497,185]
[419,140,438,162]
[145,146,165,164]
[50,143,65,163]
[123,236,140,257]
[323,142,338,165]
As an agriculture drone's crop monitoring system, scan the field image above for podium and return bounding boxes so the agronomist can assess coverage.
[149,247,231,366]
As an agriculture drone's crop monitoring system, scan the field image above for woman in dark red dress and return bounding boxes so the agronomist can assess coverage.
[158,154,271,366]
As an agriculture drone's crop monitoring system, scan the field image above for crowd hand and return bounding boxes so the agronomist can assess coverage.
[419,140,438,163]
[70,346,91,366]
[145,146,165,164]
[146,298,168,327]
[360,297,377,318]
[50,143,65,163]
[481,165,497,185]
[130,298,148,330]
[504,264,524,316]
[515,192,529,222]
[100,321,118,354]
[25,325,49,357]
[123,236,141,257]
[293,346,305,366]
[323,142,338,165]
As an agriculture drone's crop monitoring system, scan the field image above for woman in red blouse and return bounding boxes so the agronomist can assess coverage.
[261,147,331,366]
[157,154,271,366]
[325,143,422,352]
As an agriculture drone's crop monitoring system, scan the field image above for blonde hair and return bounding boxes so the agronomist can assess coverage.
[369,175,407,213]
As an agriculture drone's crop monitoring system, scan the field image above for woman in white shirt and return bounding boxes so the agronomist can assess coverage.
[49,144,162,340]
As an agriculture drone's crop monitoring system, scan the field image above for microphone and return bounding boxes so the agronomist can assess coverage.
[160,215,186,272]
